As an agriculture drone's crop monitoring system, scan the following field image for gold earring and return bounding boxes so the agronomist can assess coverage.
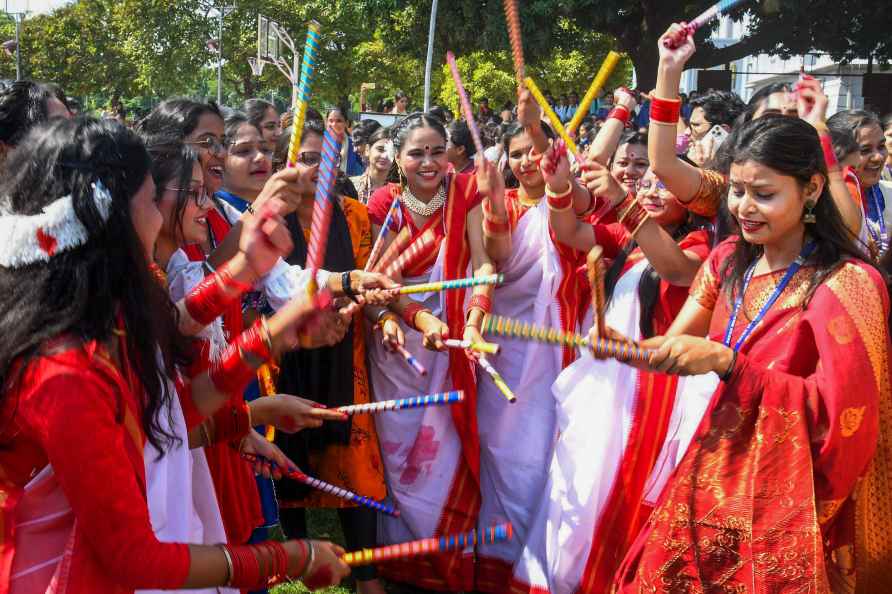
[397,165,406,194]
[803,202,817,224]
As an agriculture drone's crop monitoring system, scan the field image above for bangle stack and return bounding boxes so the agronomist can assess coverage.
[466,293,492,324]
[546,183,573,212]
[618,194,649,237]
[483,199,510,236]
[608,105,631,126]
[185,264,252,327]
[209,320,272,395]
[402,302,430,331]
[376,308,400,329]
[819,133,840,173]
[221,541,291,589]
[650,96,681,125]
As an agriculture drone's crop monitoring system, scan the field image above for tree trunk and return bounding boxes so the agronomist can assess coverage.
[627,44,660,91]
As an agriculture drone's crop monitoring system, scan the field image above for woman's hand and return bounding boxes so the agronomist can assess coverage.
[238,198,294,278]
[646,335,734,376]
[380,315,405,351]
[250,394,348,434]
[795,75,829,127]
[240,429,295,480]
[540,140,572,192]
[462,324,486,361]
[658,23,696,72]
[252,165,317,215]
[300,540,351,590]
[614,87,638,113]
[476,155,506,203]
[416,311,449,351]
[517,88,542,130]
[580,161,627,208]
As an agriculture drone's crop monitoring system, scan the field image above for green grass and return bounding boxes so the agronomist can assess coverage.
[272,508,354,594]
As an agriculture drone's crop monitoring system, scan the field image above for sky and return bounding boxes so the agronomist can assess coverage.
[4,0,72,14]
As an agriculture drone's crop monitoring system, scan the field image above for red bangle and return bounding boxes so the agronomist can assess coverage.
[212,401,251,444]
[484,216,511,235]
[650,97,681,124]
[820,133,840,171]
[483,199,508,222]
[619,197,649,236]
[225,544,262,589]
[402,302,428,331]
[468,294,492,315]
[608,106,630,125]
[185,264,251,327]
[209,320,271,395]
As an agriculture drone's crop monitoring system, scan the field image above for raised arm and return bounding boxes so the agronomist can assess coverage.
[587,88,638,165]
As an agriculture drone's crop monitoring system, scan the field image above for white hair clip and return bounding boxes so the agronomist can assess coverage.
[0,181,113,268]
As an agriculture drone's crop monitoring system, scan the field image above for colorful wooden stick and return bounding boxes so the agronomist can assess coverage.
[663,0,748,49]
[366,195,401,272]
[397,274,504,295]
[587,246,606,339]
[336,390,464,415]
[342,523,513,566]
[481,314,652,364]
[395,343,428,376]
[243,453,399,517]
[306,128,344,296]
[257,363,279,442]
[386,228,437,278]
[286,21,322,167]
[446,51,484,155]
[372,226,412,274]
[502,0,525,86]
[444,339,501,355]
[566,51,622,135]
[524,77,579,156]
[478,356,516,403]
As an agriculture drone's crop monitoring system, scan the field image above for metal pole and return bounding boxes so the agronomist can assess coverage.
[291,48,299,108]
[14,15,20,81]
[216,7,223,104]
[422,0,438,112]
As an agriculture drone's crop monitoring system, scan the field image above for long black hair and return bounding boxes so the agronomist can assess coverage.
[135,97,223,140]
[0,80,60,147]
[499,121,555,188]
[0,117,192,451]
[243,98,276,128]
[719,116,874,308]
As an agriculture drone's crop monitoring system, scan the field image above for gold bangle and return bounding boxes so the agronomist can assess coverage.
[220,545,234,586]
[545,183,573,199]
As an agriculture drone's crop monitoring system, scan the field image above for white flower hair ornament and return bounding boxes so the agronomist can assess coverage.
[0,181,113,269]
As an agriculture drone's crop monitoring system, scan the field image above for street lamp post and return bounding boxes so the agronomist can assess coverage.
[205,2,233,105]
[423,0,439,111]
[2,1,25,81]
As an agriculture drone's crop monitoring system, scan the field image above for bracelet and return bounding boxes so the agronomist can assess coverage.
[650,96,681,124]
[213,401,251,444]
[546,183,573,211]
[618,196,649,237]
[819,133,840,172]
[221,545,234,586]
[613,191,636,217]
[483,216,511,235]
[301,541,316,580]
[184,264,251,327]
[720,349,738,382]
[402,302,429,331]
[259,316,273,355]
[209,320,272,395]
[342,270,358,302]
[468,294,493,315]
[376,310,400,329]
[608,105,631,125]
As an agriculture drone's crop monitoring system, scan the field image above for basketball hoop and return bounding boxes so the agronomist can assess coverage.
[248,56,265,76]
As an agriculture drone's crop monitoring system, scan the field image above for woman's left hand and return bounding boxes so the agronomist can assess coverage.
[462,324,486,361]
[646,335,734,377]
[540,140,572,192]
[250,394,348,434]
[240,429,296,479]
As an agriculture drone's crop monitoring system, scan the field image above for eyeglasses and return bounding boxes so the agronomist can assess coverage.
[165,185,209,207]
[296,151,322,166]
[186,138,226,157]
[636,180,667,193]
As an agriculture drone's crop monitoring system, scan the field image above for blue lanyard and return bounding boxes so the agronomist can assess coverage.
[867,185,887,243]
[723,241,816,352]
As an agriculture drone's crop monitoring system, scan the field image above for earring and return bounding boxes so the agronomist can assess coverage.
[803,202,817,224]
[397,165,407,194]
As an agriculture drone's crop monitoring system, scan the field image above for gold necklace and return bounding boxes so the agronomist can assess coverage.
[401,183,446,217]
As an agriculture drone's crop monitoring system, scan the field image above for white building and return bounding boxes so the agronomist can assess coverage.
[679,14,871,116]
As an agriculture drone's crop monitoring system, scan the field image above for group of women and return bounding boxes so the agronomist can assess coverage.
[1,21,892,594]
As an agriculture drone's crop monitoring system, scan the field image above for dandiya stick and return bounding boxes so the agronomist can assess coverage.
[395,343,427,376]
[366,195,401,272]
[566,51,622,135]
[446,51,484,155]
[286,21,322,167]
[242,453,399,517]
[444,339,500,355]
[386,229,437,278]
[663,0,749,49]
[336,390,463,415]
[397,273,504,295]
[587,246,606,338]
[257,363,279,442]
[305,128,344,296]
[523,77,579,156]
[502,0,525,85]
[481,314,652,364]
[478,356,516,403]
[342,523,513,566]
[372,226,412,274]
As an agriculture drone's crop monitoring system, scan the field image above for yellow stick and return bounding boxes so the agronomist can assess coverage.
[286,21,322,168]
[566,51,622,135]
[523,76,579,156]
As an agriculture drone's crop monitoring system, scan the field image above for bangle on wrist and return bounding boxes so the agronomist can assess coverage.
[209,320,272,395]
[484,217,511,235]
[468,294,493,315]
[546,183,573,211]
[618,196,649,237]
[720,349,738,381]
[301,541,316,580]
[819,133,840,172]
[402,302,429,331]
[342,270,359,301]
[376,309,399,328]
[608,105,631,125]
[184,264,251,327]
[221,545,234,586]
[650,96,681,124]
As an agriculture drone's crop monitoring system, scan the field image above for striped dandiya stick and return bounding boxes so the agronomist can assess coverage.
[397,273,504,295]
[444,339,500,355]
[663,0,748,49]
[305,128,344,296]
[286,21,322,167]
[372,226,412,274]
[446,51,484,155]
[481,314,652,364]
[478,356,516,403]
[587,246,606,339]
[395,343,427,376]
[366,195,401,272]
[502,0,525,86]
[566,51,622,135]
[385,229,437,278]
[342,523,513,566]
[336,390,463,415]
[524,77,579,156]
[242,453,399,517]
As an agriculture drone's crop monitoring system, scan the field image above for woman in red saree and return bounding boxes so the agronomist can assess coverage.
[613,115,892,592]
[0,118,350,593]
